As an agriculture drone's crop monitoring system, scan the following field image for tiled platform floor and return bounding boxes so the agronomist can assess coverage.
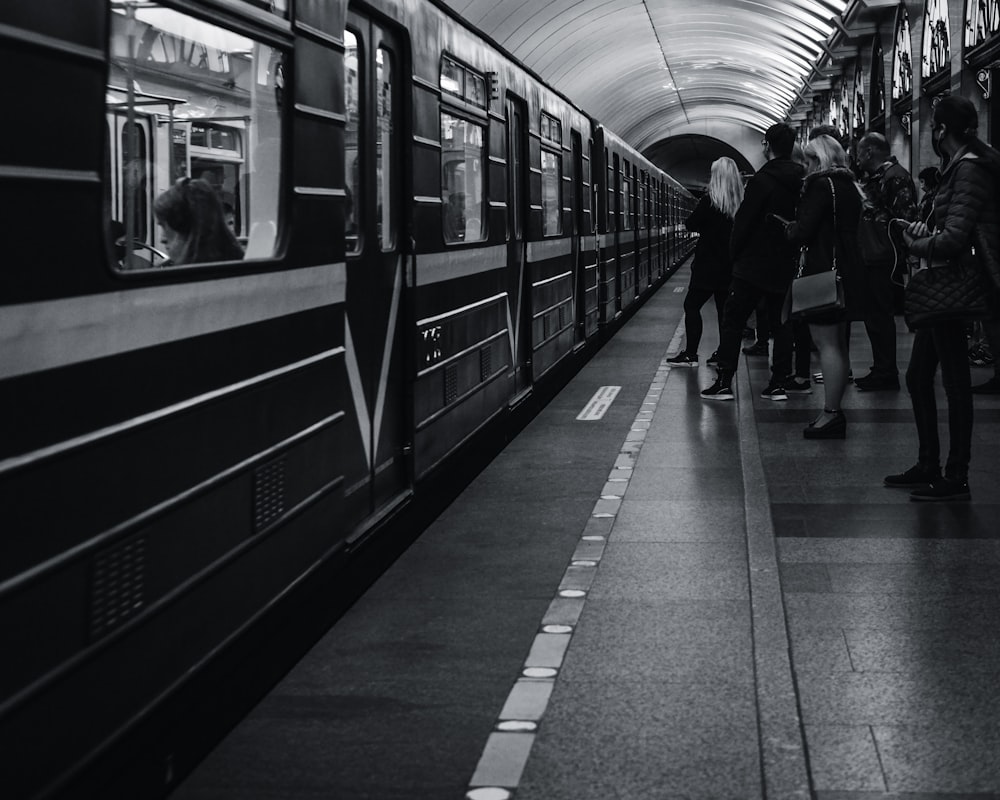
[746,323,1000,798]
[173,265,1000,800]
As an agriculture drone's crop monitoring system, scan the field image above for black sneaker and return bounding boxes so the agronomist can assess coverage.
[760,382,788,401]
[910,477,971,502]
[666,351,698,367]
[971,375,1000,394]
[784,376,812,394]
[855,373,900,391]
[884,463,941,489]
[742,341,768,356]
[706,350,720,366]
[701,378,734,400]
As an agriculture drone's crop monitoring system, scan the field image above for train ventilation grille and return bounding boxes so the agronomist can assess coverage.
[480,346,491,381]
[254,457,286,532]
[444,363,458,404]
[90,536,146,640]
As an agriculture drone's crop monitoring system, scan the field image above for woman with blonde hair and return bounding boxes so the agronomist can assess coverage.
[782,134,865,437]
[667,156,744,366]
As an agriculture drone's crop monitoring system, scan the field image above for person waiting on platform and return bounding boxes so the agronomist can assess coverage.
[667,157,744,368]
[701,123,803,401]
[854,133,918,392]
[154,177,245,267]
[890,96,1000,501]
[917,166,941,224]
[782,135,865,439]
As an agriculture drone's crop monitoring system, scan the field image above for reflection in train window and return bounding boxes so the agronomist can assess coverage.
[622,170,632,231]
[345,28,361,254]
[540,112,562,236]
[441,112,485,243]
[106,2,284,270]
[541,151,561,235]
[377,45,395,251]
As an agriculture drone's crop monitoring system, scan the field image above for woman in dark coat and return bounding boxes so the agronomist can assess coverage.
[892,96,1000,500]
[667,157,743,366]
[783,135,864,438]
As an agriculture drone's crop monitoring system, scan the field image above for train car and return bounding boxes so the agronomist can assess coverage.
[592,126,695,325]
[0,1,693,797]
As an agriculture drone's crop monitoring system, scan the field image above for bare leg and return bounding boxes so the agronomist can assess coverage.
[809,321,848,426]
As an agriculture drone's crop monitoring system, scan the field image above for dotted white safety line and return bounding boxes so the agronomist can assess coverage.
[465,321,686,800]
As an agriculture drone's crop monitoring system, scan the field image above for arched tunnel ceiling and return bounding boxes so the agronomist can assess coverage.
[439,0,849,156]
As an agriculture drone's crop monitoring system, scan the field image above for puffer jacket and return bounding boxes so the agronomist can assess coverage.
[907,147,1000,308]
[730,156,804,293]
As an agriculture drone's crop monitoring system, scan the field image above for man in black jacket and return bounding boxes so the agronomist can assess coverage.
[702,123,804,400]
[854,132,917,391]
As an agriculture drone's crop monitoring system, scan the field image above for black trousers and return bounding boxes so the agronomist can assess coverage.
[790,319,813,378]
[905,321,973,479]
[717,277,792,381]
[684,286,728,354]
[863,263,898,377]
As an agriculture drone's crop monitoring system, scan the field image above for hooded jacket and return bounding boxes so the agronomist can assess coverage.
[729,156,804,293]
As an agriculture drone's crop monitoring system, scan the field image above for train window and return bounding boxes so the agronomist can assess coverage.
[465,73,487,107]
[345,29,361,253]
[440,55,488,110]
[607,152,615,232]
[377,45,395,251]
[541,151,562,235]
[622,169,632,231]
[441,112,486,243]
[106,3,284,270]
[540,112,562,236]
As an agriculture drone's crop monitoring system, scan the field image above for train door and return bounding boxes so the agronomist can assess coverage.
[107,111,155,266]
[344,10,409,512]
[506,95,532,399]
[571,130,585,345]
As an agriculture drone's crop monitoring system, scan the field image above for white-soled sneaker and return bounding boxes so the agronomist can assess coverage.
[701,378,734,400]
[760,382,788,401]
[666,351,698,367]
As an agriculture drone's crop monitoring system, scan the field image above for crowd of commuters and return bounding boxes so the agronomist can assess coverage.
[672,96,1000,501]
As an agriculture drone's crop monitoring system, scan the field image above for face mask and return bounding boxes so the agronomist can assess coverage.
[931,125,946,159]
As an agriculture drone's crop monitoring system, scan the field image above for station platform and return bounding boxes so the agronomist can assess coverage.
[172,265,1000,800]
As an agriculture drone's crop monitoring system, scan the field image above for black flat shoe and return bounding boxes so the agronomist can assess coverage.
[804,409,846,439]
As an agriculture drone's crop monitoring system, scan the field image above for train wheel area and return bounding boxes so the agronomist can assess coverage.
[169,264,1000,800]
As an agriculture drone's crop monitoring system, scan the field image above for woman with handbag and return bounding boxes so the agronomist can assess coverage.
[782,135,865,438]
[891,96,1000,501]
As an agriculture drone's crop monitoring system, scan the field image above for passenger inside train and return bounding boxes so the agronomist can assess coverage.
[153,177,245,267]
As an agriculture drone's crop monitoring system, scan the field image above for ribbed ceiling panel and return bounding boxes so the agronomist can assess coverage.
[438,0,847,150]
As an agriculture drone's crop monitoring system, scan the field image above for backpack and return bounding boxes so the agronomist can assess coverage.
[857,203,895,265]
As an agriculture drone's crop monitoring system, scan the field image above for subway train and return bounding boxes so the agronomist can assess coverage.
[0,0,696,797]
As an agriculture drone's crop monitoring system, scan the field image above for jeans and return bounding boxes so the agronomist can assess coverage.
[905,321,973,479]
[684,286,729,354]
[717,277,792,381]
